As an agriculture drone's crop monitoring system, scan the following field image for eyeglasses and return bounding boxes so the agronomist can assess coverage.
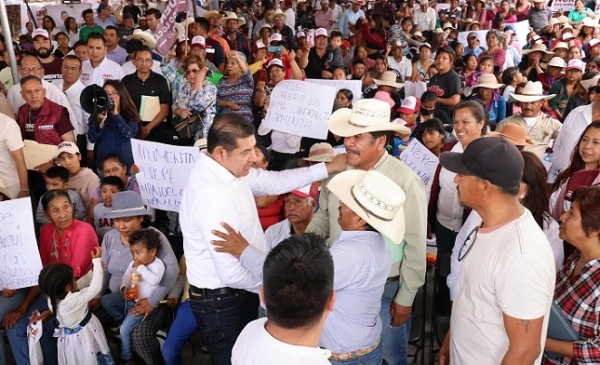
[186,69,200,75]
[106,91,119,97]
[135,58,153,64]
[20,67,43,73]
[457,226,479,262]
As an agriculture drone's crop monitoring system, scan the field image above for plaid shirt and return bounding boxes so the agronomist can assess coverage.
[543,251,600,365]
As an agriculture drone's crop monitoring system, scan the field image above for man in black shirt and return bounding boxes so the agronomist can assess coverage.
[300,28,330,79]
[122,46,172,143]
[122,0,141,22]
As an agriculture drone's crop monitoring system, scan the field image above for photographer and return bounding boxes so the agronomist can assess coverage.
[87,80,140,174]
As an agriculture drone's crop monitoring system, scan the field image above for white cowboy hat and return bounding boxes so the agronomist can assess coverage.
[522,42,554,55]
[373,71,404,89]
[270,9,288,22]
[580,17,600,28]
[203,10,222,19]
[545,56,567,68]
[328,99,410,137]
[510,81,555,102]
[471,73,504,89]
[125,29,157,50]
[581,74,600,91]
[220,11,246,26]
[327,170,406,244]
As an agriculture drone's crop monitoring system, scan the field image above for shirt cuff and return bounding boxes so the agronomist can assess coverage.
[240,245,264,270]
[308,162,329,182]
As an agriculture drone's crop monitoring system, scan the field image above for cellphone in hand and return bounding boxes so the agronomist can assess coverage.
[267,45,283,54]
[258,69,267,83]
[206,69,213,78]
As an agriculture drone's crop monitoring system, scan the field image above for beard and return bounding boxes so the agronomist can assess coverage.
[36,46,53,59]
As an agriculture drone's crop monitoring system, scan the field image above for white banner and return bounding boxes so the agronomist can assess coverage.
[305,79,362,103]
[400,140,439,201]
[552,0,575,12]
[263,80,336,140]
[131,139,200,212]
[511,20,531,51]
[0,198,43,290]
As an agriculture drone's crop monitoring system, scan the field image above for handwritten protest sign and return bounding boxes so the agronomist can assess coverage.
[131,139,200,212]
[305,79,362,103]
[263,80,336,140]
[0,197,43,290]
[400,140,439,200]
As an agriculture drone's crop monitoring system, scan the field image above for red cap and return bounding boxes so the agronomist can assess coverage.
[290,183,319,200]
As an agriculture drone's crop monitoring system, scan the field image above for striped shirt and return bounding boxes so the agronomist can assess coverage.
[320,230,390,354]
[216,70,254,123]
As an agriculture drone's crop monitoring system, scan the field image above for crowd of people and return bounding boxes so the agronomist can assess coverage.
[2,0,600,364]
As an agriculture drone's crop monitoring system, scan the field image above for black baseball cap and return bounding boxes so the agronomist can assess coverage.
[123,13,133,19]
[440,137,524,191]
[436,46,455,57]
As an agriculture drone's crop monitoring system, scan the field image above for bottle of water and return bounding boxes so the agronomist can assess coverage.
[544,139,554,162]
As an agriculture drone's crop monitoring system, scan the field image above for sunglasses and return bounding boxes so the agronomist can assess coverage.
[186,69,200,75]
[457,226,480,262]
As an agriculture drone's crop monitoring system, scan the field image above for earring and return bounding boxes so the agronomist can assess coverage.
[519,195,525,199]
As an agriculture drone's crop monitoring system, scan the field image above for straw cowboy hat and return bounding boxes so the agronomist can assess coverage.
[203,10,222,19]
[510,81,555,102]
[522,43,554,55]
[488,124,534,146]
[105,191,152,219]
[303,142,334,162]
[373,71,404,88]
[464,73,504,96]
[125,29,157,50]
[270,9,288,22]
[328,99,410,137]
[581,74,600,91]
[327,170,407,244]
[220,11,246,27]
[542,56,567,69]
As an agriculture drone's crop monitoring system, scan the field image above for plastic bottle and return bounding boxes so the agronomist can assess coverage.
[126,268,141,300]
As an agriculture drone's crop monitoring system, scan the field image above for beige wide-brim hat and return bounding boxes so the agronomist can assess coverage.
[220,11,246,26]
[522,43,553,55]
[328,170,406,244]
[303,142,334,162]
[203,10,222,19]
[488,124,534,146]
[580,17,600,28]
[471,74,504,89]
[328,99,410,137]
[510,81,555,102]
[125,29,157,50]
[581,75,600,91]
[373,71,404,88]
[270,9,288,22]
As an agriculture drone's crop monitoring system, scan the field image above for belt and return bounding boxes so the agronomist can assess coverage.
[190,285,241,296]
[386,276,400,284]
[329,338,381,361]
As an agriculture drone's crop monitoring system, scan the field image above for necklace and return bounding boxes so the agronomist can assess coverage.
[28,107,41,125]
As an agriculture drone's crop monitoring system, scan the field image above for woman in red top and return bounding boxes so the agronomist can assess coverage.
[39,189,98,278]
[360,14,386,57]
[515,0,530,21]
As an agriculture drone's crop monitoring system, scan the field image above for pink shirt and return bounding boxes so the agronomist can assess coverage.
[315,9,334,30]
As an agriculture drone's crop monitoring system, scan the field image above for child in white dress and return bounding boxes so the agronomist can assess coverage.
[37,247,114,365]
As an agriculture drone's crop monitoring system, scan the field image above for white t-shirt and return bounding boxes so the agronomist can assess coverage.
[0,113,25,194]
[387,56,412,81]
[81,57,125,87]
[232,318,331,365]
[450,210,555,365]
[436,142,464,231]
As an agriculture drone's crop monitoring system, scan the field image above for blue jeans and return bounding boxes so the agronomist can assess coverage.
[380,280,411,365]
[163,300,198,365]
[101,292,127,322]
[120,301,143,361]
[188,286,250,365]
[5,295,58,365]
[329,341,383,365]
[0,289,28,365]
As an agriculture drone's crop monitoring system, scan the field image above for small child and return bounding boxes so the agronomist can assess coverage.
[332,66,348,80]
[478,56,495,74]
[35,166,86,225]
[350,59,365,80]
[120,230,165,365]
[327,30,344,69]
[37,247,114,364]
[93,176,124,240]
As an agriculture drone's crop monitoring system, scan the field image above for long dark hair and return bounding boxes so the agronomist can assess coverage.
[64,17,77,33]
[43,16,57,32]
[370,14,385,38]
[103,80,142,126]
[554,121,600,191]
[38,263,74,327]
[521,151,550,228]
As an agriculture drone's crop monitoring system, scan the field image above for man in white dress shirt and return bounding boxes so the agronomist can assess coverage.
[81,32,125,86]
[8,56,78,133]
[179,113,346,365]
[231,233,335,365]
[413,0,437,32]
[53,55,89,162]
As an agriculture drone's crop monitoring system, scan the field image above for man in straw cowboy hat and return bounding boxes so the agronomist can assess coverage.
[318,169,407,364]
[179,113,347,365]
[222,12,251,60]
[496,81,562,159]
[438,137,555,365]
[307,98,427,364]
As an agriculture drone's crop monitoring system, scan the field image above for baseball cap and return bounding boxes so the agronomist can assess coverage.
[440,137,524,191]
[589,38,600,48]
[176,36,189,44]
[315,28,328,38]
[297,31,306,38]
[191,36,206,48]
[252,41,266,52]
[267,58,285,69]
[436,46,455,57]
[55,141,80,158]
[567,59,584,71]
[290,183,319,200]
[269,33,283,44]
[98,2,108,10]
[467,31,478,39]
[397,96,421,114]
[123,13,133,19]
[342,40,351,48]
[32,28,50,40]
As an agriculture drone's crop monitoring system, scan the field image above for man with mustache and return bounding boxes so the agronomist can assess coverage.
[31,29,62,84]
[496,81,562,160]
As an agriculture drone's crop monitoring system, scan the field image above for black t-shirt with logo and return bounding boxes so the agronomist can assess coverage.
[427,69,462,117]
[42,57,63,84]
